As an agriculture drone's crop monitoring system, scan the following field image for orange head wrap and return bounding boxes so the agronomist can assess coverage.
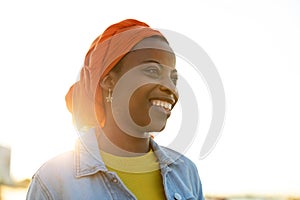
[65,19,165,130]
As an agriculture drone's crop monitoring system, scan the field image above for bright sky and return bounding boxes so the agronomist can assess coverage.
[0,0,299,197]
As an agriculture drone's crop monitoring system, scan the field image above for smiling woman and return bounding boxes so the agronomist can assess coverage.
[25,19,204,200]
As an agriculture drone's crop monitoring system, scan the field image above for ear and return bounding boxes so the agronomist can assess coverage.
[100,72,117,90]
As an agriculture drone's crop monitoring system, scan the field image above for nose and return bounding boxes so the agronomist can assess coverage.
[159,85,172,94]
[159,85,178,101]
[158,69,179,101]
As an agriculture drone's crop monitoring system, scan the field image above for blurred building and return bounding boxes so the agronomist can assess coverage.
[0,145,13,186]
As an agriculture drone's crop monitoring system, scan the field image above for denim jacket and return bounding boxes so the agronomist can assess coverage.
[26,129,204,200]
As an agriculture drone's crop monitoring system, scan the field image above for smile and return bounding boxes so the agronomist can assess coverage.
[151,100,172,111]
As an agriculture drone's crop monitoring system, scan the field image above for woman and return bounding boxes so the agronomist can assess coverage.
[26,19,204,200]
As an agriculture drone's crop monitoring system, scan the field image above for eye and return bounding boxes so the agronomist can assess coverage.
[143,65,161,78]
[171,77,178,85]
[171,72,178,85]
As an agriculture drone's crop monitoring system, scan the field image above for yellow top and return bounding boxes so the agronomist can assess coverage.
[100,150,166,200]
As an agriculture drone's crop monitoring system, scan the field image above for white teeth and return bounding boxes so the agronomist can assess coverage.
[151,100,172,111]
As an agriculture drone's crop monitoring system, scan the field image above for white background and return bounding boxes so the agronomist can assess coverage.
[0,0,299,197]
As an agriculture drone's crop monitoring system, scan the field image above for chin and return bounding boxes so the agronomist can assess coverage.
[159,126,166,132]
[149,123,167,132]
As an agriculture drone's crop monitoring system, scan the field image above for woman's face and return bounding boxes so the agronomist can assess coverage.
[109,37,178,134]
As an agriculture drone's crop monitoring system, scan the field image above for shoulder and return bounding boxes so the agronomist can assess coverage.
[27,151,75,200]
[33,151,75,185]
[37,151,74,174]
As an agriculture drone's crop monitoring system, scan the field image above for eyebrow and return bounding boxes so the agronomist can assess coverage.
[142,60,177,73]
[142,60,162,68]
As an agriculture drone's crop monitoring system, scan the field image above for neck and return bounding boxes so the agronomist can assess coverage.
[96,123,150,157]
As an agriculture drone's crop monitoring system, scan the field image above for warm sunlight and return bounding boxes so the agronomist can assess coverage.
[1,0,300,200]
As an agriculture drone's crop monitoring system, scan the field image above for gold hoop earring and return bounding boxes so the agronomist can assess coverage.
[106,88,113,103]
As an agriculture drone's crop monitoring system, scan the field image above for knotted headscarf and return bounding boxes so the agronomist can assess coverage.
[65,19,165,130]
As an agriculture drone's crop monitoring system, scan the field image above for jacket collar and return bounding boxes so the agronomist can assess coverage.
[74,128,107,178]
[74,128,181,178]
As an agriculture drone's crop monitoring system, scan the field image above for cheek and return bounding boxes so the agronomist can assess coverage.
[129,85,152,126]
[130,87,148,103]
